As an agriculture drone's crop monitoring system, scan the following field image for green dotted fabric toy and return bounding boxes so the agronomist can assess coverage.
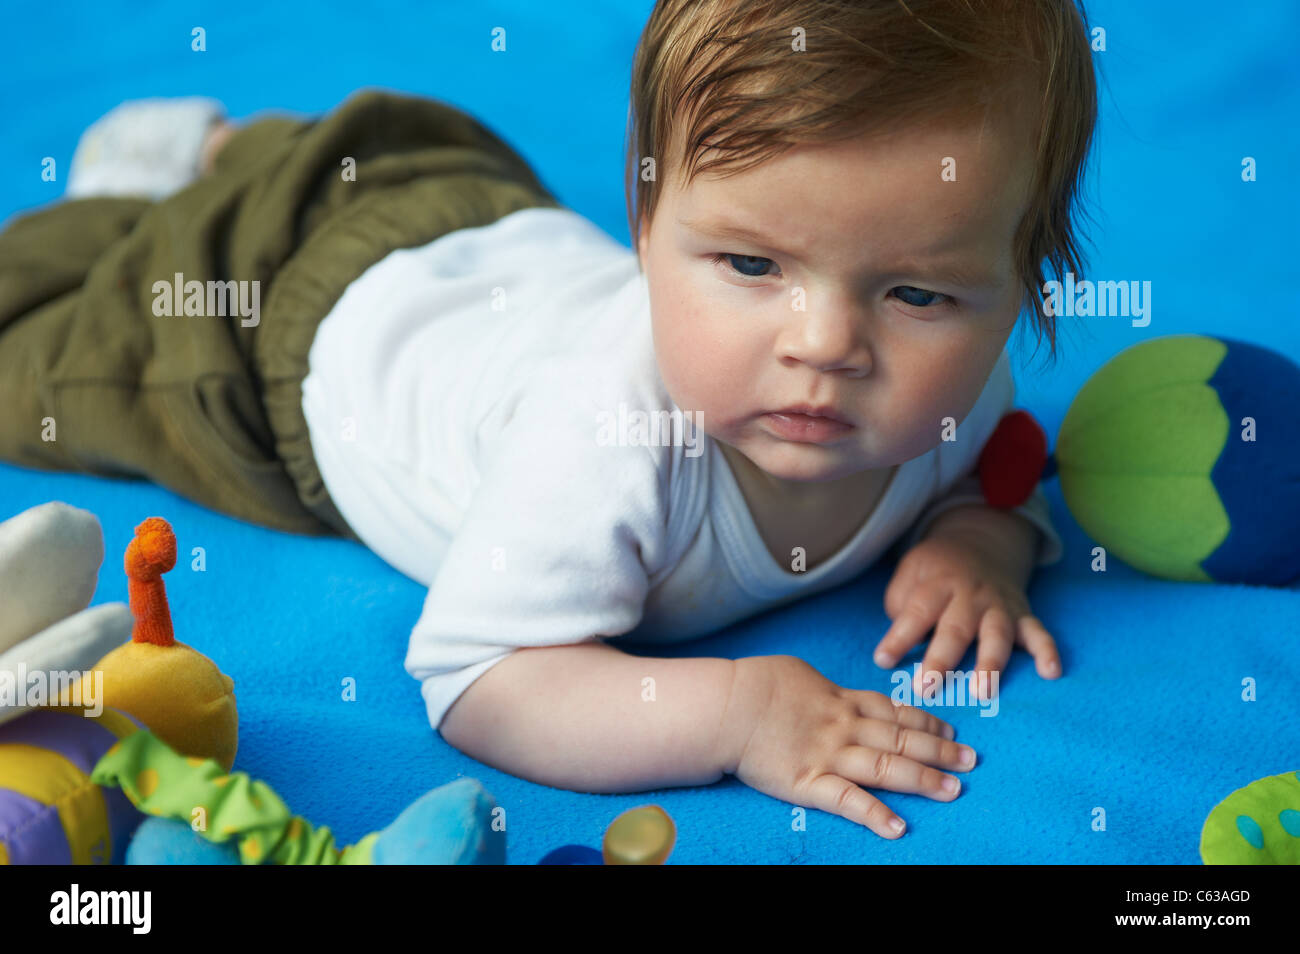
[1200,771,1300,864]
[92,729,374,863]
[91,728,505,865]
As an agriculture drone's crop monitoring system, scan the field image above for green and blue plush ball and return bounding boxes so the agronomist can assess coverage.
[1054,335,1300,585]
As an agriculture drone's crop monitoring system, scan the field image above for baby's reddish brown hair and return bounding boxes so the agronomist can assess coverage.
[625,0,1099,362]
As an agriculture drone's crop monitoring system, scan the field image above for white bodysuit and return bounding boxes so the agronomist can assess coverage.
[300,207,1064,733]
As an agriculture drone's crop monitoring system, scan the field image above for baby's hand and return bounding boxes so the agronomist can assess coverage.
[872,533,1061,697]
[720,655,975,838]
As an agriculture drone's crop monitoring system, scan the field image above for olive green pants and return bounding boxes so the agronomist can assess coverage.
[0,89,559,538]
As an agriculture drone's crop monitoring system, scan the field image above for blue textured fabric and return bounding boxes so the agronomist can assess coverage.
[1,1,1296,864]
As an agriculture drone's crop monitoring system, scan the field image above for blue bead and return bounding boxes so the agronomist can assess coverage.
[538,844,603,865]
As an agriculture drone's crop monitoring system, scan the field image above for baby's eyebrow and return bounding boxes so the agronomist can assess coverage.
[882,258,1007,292]
[678,214,774,248]
[679,215,1006,291]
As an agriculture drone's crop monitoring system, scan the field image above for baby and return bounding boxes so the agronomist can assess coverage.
[415,0,1093,839]
[1,0,1096,840]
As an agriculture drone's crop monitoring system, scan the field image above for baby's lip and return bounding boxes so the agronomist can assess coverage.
[766,404,854,426]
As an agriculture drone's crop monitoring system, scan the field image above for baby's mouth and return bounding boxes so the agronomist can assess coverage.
[760,408,856,443]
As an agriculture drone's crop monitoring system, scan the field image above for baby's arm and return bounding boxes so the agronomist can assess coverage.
[440,641,970,838]
[439,641,743,792]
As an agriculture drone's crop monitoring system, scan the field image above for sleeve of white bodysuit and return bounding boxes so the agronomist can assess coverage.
[900,350,1064,566]
[403,378,670,733]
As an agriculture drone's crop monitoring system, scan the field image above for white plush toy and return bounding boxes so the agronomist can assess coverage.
[0,502,133,727]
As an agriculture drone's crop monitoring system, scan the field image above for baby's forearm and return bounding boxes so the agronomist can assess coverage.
[438,641,741,793]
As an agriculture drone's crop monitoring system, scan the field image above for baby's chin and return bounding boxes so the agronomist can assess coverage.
[726,436,894,483]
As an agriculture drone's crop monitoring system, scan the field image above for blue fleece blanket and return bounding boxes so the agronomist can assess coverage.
[2,0,1296,864]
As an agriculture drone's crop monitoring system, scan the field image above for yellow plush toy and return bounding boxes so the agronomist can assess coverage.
[84,516,238,771]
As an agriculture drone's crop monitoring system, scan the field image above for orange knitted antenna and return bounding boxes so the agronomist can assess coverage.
[124,517,177,647]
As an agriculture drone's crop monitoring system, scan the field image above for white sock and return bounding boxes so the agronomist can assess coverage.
[66,96,226,201]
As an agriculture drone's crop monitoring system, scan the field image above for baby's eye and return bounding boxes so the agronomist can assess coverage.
[714,253,781,278]
[890,285,950,307]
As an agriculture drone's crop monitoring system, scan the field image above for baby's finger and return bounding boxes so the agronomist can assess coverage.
[835,745,962,802]
[883,554,921,619]
[873,583,950,668]
[916,590,978,691]
[855,691,957,741]
[973,605,1015,698]
[1017,615,1062,678]
[799,774,908,838]
[855,719,977,773]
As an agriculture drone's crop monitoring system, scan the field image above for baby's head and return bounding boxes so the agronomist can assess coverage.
[627,0,1097,483]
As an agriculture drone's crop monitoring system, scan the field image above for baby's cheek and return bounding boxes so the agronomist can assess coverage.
[656,309,742,410]
[653,321,714,416]
[882,377,973,459]
[671,351,736,424]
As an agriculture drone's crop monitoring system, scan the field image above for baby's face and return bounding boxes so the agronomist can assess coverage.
[638,106,1035,483]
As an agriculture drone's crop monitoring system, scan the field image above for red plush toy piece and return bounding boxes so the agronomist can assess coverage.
[978,410,1049,509]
